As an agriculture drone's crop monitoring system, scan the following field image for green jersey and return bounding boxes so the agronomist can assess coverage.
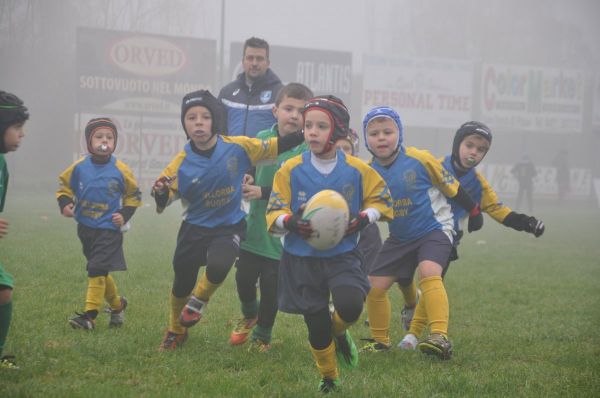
[240,127,307,259]
[0,155,8,212]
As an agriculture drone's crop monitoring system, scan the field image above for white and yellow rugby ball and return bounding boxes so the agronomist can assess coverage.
[302,189,350,250]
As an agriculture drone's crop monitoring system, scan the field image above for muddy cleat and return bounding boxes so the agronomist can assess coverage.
[247,337,271,353]
[418,333,452,360]
[318,378,339,394]
[398,333,418,350]
[179,296,206,328]
[159,330,188,351]
[359,338,391,353]
[108,296,128,328]
[334,330,358,369]
[230,317,258,345]
[69,312,95,330]
[0,355,19,370]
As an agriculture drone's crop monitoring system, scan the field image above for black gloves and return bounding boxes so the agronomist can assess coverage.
[345,212,370,236]
[283,213,314,239]
[502,212,545,237]
[468,204,483,233]
[453,186,483,233]
[524,216,545,237]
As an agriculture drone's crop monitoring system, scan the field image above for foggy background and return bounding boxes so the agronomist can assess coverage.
[1,0,599,206]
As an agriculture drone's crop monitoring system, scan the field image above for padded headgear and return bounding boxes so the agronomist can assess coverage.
[181,90,226,138]
[451,121,493,165]
[362,106,403,156]
[302,95,350,153]
[84,118,118,155]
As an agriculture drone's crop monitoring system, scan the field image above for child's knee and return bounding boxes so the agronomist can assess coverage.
[0,286,13,304]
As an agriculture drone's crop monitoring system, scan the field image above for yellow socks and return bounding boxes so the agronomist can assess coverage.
[192,272,221,302]
[104,274,122,310]
[310,341,338,381]
[331,310,352,337]
[84,276,106,316]
[408,298,428,337]
[169,293,189,334]
[398,279,418,308]
[366,286,391,346]
[420,276,449,337]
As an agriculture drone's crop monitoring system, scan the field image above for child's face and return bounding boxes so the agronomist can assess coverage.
[3,122,25,152]
[90,127,115,156]
[366,117,398,160]
[304,109,335,158]
[273,96,305,136]
[458,134,490,168]
[184,105,214,149]
[335,138,353,156]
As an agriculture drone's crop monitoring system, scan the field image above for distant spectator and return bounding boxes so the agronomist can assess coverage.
[512,155,537,212]
[553,149,570,202]
[218,37,283,138]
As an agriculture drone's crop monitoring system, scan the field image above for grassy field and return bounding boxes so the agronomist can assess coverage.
[1,192,599,397]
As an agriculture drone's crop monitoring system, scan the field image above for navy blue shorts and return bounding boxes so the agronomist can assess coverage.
[77,223,126,273]
[278,248,370,315]
[357,223,383,275]
[369,229,452,280]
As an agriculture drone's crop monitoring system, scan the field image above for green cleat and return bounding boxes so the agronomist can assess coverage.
[333,330,358,369]
[318,377,339,394]
[418,333,452,360]
[0,355,19,370]
[359,338,391,353]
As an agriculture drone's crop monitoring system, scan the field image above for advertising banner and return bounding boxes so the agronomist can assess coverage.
[362,55,473,128]
[480,64,584,133]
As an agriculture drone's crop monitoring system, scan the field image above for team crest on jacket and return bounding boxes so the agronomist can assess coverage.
[227,157,238,178]
[342,184,355,203]
[108,179,121,198]
[260,90,272,104]
[403,169,417,191]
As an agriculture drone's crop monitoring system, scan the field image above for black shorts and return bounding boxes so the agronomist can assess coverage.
[357,223,383,275]
[172,220,246,270]
[77,224,126,273]
[278,249,370,315]
[369,229,453,280]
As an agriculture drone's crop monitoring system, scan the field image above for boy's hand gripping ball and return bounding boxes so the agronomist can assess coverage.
[301,190,350,250]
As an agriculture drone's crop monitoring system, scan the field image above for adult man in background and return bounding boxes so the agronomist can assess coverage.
[219,37,283,138]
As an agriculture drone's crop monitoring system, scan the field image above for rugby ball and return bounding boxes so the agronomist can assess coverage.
[302,190,350,250]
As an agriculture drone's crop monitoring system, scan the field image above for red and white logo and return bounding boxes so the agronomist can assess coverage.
[109,36,187,77]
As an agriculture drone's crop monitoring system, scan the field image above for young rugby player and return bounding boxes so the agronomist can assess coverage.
[399,121,545,352]
[360,106,483,360]
[0,91,29,369]
[231,83,313,352]
[57,118,141,330]
[152,90,304,351]
[266,96,393,393]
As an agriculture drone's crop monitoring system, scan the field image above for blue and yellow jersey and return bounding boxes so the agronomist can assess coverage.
[266,149,393,258]
[441,155,512,233]
[56,156,142,230]
[157,135,279,228]
[371,147,459,242]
